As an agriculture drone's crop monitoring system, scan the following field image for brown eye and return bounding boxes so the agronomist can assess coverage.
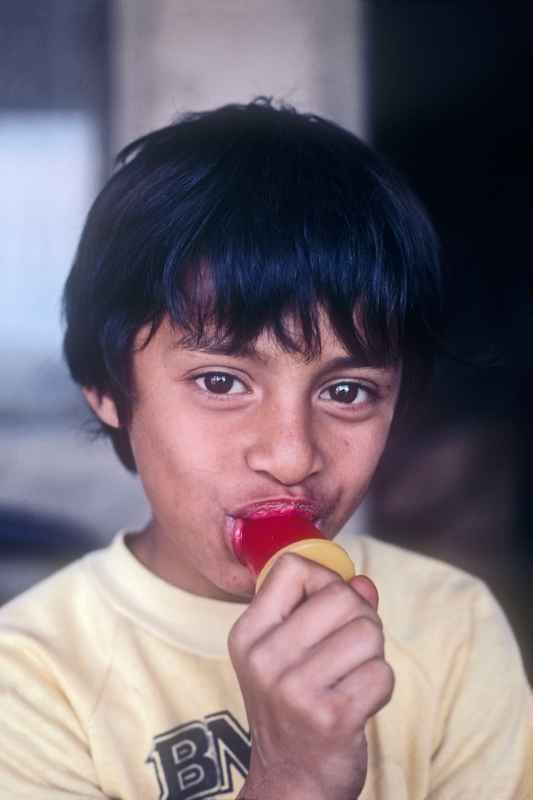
[195,372,246,395]
[320,381,370,405]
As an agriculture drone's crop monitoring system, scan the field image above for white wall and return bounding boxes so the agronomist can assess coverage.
[112,0,368,150]
[0,112,98,359]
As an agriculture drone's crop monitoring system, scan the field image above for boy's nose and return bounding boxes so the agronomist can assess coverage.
[244,405,324,487]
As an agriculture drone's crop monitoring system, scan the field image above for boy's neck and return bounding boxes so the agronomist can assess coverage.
[125,526,250,603]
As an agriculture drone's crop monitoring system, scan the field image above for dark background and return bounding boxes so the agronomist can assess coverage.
[367,1,532,675]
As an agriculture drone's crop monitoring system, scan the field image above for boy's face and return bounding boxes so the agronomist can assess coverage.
[87,313,401,601]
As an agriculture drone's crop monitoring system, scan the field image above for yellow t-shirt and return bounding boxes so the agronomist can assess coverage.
[0,531,531,799]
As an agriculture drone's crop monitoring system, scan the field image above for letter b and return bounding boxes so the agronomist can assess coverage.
[149,721,219,799]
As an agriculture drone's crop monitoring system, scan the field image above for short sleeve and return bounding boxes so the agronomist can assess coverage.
[0,627,109,799]
[428,583,533,799]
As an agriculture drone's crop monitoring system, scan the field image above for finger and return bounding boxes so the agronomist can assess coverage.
[349,575,379,611]
[256,578,381,663]
[240,552,344,640]
[331,657,395,724]
[279,615,385,694]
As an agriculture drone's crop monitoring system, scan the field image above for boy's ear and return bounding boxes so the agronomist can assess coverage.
[82,387,120,429]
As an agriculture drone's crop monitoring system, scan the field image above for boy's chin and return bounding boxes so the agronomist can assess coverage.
[231,588,255,603]
[209,572,256,603]
[229,580,256,603]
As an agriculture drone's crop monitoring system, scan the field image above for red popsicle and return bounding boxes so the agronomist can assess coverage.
[235,512,355,591]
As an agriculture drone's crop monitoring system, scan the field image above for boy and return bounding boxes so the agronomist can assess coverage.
[0,99,530,799]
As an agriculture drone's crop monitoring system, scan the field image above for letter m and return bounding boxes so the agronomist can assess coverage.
[206,711,251,795]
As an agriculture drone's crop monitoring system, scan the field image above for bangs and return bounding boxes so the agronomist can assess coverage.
[150,126,438,367]
[165,252,399,368]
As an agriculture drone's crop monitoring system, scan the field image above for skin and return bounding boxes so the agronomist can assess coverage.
[85,311,401,800]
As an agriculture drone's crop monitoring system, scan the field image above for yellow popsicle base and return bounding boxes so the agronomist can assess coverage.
[255,538,356,592]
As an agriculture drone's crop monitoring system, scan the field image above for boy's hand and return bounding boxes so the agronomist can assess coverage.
[229,553,394,800]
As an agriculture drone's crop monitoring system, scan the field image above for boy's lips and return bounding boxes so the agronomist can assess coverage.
[230,498,325,520]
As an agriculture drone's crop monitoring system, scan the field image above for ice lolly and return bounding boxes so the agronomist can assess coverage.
[234,513,355,591]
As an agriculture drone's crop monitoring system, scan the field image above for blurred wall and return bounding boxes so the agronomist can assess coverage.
[0,1,148,600]
[0,0,371,602]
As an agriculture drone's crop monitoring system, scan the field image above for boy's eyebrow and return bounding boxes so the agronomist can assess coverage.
[318,355,386,371]
[173,340,396,372]
[170,339,267,361]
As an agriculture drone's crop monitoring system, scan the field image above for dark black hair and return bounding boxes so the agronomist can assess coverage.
[63,98,444,472]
